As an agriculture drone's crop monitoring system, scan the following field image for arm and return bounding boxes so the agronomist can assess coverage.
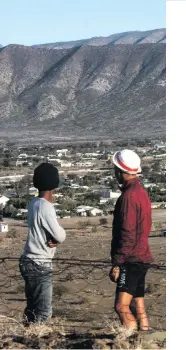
[41,204,66,244]
[111,195,137,265]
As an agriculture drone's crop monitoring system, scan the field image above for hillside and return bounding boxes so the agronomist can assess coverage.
[0,39,166,142]
[33,28,166,49]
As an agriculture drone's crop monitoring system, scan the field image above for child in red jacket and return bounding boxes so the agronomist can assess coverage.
[110,149,152,332]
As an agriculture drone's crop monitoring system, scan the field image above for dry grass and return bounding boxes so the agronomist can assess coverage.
[6,228,18,238]
[99,218,108,226]
[91,224,98,233]
[0,316,165,349]
[24,320,65,338]
[0,213,166,349]
[145,283,160,294]
[78,220,92,229]
[0,315,66,349]
[53,284,68,297]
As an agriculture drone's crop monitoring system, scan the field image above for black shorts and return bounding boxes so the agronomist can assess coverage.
[116,263,148,297]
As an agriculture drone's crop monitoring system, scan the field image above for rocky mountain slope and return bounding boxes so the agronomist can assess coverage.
[33,28,166,49]
[0,33,166,141]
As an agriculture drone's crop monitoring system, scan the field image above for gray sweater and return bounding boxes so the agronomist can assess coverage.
[22,197,66,264]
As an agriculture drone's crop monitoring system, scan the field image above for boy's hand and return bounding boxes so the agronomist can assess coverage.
[109,266,120,282]
[47,240,57,248]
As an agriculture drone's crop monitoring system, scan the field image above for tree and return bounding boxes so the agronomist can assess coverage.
[14,175,31,198]
[0,204,3,221]
[108,179,118,191]
[4,204,18,218]
[3,153,11,167]
[10,198,29,209]
[58,198,77,212]
[59,187,76,199]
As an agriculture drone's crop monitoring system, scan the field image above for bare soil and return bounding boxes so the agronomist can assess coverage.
[0,211,166,348]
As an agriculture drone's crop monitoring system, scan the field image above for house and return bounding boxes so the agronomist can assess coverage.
[101,190,120,199]
[47,158,61,165]
[60,161,72,168]
[160,188,166,193]
[56,149,68,157]
[75,205,103,217]
[76,205,93,211]
[76,208,87,217]
[99,198,109,205]
[155,143,166,150]
[75,205,93,217]
[143,182,157,189]
[0,196,10,208]
[16,209,28,219]
[88,208,103,217]
[154,154,166,159]
[16,159,28,167]
[84,153,99,157]
[54,193,64,199]
[18,153,28,159]
[0,223,8,233]
[76,161,93,167]
[142,156,154,162]
[78,211,87,217]
[29,187,38,196]
[151,203,161,209]
[110,192,121,199]
[70,184,80,189]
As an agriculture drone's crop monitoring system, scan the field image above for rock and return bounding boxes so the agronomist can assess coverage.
[0,42,165,141]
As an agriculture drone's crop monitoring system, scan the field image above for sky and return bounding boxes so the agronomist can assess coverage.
[0,0,166,46]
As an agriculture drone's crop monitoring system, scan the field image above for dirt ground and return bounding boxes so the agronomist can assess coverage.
[0,210,166,338]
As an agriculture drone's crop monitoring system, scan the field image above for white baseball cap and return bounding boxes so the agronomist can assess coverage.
[113,149,141,175]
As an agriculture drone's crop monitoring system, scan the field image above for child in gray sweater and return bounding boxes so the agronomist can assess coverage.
[19,163,66,324]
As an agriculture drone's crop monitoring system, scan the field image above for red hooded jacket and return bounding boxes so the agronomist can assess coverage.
[111,177,152,265]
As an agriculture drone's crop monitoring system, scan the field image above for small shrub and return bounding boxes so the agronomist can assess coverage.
[6,229,17,238]
[152,221,162,231]
[145,283,159,294]
[99,218,108,226]
[91,225,98,233]
[78,220,91,229]
[53,284,68,297]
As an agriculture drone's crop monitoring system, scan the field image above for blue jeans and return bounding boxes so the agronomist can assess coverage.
[19,256,52,323]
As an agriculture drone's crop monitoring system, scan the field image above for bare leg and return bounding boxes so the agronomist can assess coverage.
[134,297,149,330]
[115,292,138,331]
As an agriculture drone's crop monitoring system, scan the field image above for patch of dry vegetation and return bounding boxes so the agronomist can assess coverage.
[0,316,166,349]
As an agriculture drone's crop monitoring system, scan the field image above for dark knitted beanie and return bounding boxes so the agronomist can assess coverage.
[33,162,59,191]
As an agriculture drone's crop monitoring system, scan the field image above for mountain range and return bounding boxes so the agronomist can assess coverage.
[33,28,166,49]
[0,29,166,143]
